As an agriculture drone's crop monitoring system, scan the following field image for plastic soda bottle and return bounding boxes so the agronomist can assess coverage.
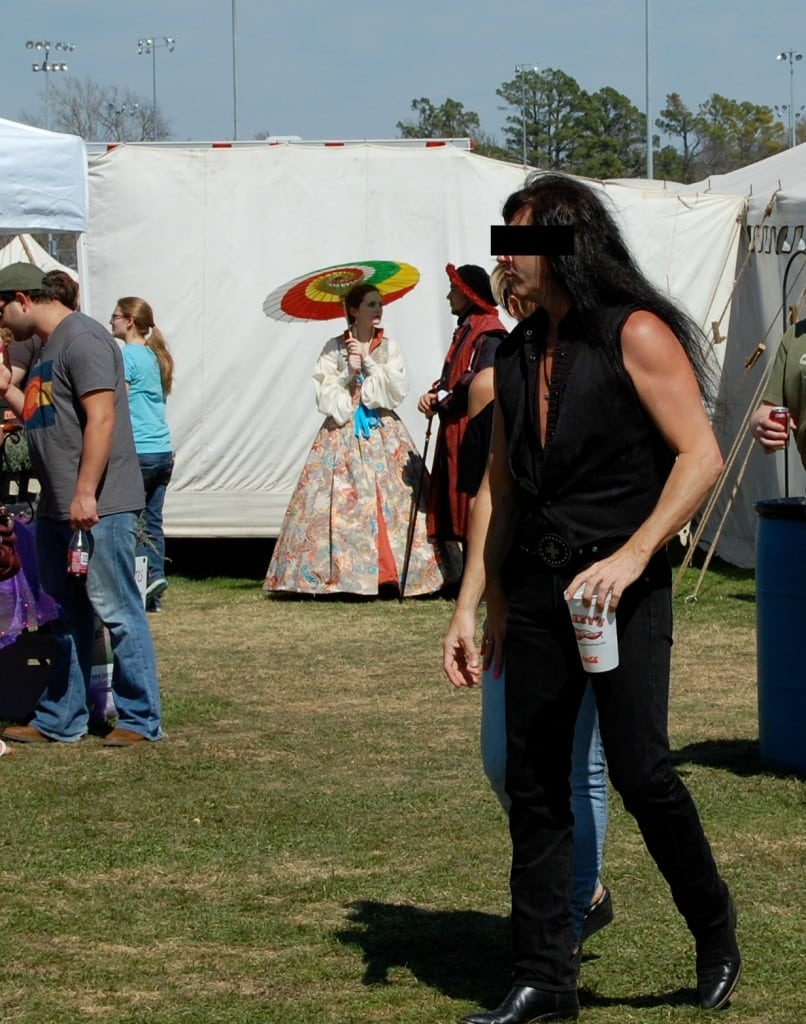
[67,529,89,577]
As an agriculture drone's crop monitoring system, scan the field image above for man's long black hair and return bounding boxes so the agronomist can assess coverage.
[502,172,715,398]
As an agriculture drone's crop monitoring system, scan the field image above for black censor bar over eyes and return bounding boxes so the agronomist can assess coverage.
[491,225,575,256]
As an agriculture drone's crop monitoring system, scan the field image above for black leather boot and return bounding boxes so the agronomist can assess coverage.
[462,985,579,1024]
[695,893,742,1010]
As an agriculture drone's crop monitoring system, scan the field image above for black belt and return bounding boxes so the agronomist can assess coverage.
[516,533,626,571]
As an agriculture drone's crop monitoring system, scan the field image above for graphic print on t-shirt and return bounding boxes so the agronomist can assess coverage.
[22,361,55,431]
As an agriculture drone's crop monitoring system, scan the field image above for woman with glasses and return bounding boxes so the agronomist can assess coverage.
[110,298,174,612]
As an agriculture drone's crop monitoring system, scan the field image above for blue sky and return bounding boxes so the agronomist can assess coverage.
[1,1,804,145]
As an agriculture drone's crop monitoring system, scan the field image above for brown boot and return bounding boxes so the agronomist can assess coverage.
[103,727,147,748]
[1,724,51,744]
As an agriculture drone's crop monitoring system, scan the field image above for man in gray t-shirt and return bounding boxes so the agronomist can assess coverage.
[24,311,145,520]
[0,262,162,747]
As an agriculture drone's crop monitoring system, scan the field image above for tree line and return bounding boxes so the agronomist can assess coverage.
[397,67,798,182]
[21,66,798,181]
[21,77,170,142]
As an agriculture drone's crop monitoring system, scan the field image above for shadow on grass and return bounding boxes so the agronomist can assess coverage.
[672,737,761,776]
[334,900,694,1011]
[671,737,800,780]
[334,900,509,1004]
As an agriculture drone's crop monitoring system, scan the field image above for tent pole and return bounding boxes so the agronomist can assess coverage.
[75,233,91,315]
[688,437,756,601]
[673,335,774,593]
[19,235,35,262]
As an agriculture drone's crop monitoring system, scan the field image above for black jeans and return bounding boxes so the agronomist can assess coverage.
[504,555,731,990]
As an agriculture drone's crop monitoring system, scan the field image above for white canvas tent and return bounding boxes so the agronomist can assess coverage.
[85,142,746,539]
[0,118,89,296]
[677,145,806,567]
[0,233,79,279]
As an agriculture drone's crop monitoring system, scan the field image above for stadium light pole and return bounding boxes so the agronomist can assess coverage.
[515,63,539,168]
[232,0,239,140]
[107,101,140,141]
[777,50,803,148]
[774,104,805,147]
[26,40,75,131]
[137,36,176,140]
[645,0,653,178]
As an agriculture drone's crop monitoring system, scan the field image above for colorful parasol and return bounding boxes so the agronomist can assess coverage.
[263,259,420,322]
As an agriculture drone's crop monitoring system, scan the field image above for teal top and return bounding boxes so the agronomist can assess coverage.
[122,344,172,454]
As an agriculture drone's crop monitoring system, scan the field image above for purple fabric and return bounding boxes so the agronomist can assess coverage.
[0,517,59,650]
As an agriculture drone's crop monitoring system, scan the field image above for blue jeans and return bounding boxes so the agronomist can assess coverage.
[504,557,730,990]
[137,452,174,586]
[481,670,607,943]
[33,513,163,741]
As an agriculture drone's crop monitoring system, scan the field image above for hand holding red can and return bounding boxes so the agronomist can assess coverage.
[769,406,791,447]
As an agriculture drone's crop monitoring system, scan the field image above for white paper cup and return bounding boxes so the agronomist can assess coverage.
[0,740,9,757]
[566,587,619,673]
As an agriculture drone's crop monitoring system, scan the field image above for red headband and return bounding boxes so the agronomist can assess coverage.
[445,263,497,315]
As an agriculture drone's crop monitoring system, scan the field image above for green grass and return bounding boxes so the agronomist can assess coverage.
[0,562,802,1024]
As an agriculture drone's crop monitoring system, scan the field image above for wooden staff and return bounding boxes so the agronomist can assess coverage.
[399,418,433,602]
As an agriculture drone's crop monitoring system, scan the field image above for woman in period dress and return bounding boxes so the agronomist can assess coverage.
[264,283,449,597]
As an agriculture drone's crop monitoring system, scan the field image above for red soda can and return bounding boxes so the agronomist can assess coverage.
[770,406,790,445]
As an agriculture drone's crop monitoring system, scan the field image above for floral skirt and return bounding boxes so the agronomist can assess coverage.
[264,412,454,596]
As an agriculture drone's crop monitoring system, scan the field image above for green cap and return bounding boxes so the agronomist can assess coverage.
[0,262,46,294]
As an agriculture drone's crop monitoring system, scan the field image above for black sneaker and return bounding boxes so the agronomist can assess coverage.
[581,887,614,943]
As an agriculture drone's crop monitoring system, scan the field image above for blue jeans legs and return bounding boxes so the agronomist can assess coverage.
[33,514,163,741]
[137,452,174,586]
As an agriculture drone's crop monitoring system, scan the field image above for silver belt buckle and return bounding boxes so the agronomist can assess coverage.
[537,533,571,568]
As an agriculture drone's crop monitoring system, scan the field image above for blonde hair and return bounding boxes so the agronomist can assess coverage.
[489,264,537,322]
[489,265,509,308]
[116,296,174,395]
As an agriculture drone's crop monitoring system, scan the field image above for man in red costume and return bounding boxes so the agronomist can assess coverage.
[418,264,507,551]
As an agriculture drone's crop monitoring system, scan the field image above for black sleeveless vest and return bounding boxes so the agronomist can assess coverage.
[495,304,675,551]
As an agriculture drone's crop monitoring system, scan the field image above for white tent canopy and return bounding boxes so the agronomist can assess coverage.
[84,143,746,540]
[0,118,90,305]
[0,118,88,234]
[688,143,806,200]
